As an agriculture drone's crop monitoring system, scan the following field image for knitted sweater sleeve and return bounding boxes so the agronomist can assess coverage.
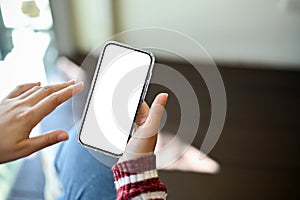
[111,154,167,200]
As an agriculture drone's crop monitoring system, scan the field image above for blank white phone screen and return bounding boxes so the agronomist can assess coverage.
[78,42,153,156]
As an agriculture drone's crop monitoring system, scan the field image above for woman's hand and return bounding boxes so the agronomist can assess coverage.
[0,81,83,164]
[119,93,168,162]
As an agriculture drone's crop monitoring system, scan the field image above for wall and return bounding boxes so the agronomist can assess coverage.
[114,0,300,68]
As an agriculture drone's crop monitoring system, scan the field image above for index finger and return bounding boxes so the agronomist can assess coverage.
[135,101,150,126]
[29,82,84,127]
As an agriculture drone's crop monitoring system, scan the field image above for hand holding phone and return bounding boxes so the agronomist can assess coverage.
[119,93,168,162]
[78,41,155,156]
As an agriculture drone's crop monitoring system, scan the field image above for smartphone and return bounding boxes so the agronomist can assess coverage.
[77,41,154,157]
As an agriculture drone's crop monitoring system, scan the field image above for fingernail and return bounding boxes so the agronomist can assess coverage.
[73,82,84,95]
[68,79,76,84]
[57,132,69,142]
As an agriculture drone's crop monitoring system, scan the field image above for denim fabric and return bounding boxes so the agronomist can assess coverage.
[55,127,116,200]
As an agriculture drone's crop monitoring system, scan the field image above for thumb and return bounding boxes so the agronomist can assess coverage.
[142,93,168,136]
[128,93,168,149]
[20,130,69,157]
[120,93,168,162]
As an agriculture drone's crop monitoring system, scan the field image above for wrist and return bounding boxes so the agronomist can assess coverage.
[112,154,156,175]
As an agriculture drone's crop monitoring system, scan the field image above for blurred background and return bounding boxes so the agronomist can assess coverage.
[0,0,299,199]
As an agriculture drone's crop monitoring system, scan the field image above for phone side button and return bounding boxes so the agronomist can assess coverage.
[141,81,149,100]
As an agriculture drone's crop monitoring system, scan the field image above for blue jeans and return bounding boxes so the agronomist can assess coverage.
[55,127,117,200]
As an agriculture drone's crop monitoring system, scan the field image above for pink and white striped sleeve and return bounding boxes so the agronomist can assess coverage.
[111,154,167,200]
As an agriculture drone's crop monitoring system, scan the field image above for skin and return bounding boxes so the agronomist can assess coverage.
[0,77,219,174]
[0,79,166,166]
[120,93,168,162]
[0,80,83,164]
[120,94,220,174]
[59,57,220,173]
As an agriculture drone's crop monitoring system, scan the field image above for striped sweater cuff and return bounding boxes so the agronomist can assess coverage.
[112,155,167,200]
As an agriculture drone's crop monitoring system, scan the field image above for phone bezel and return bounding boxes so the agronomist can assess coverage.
[77,41,155,157]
